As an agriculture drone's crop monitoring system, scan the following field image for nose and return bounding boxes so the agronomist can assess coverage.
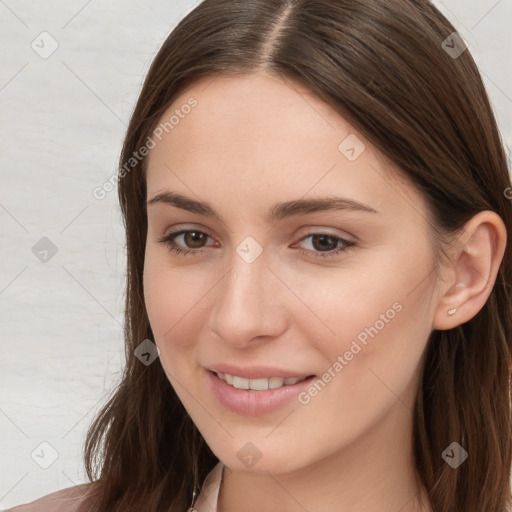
[208,244,288,348]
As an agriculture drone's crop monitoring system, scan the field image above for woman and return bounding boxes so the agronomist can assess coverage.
[9,0,511,511]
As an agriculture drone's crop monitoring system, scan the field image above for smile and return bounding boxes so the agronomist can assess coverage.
[215,372,311,390]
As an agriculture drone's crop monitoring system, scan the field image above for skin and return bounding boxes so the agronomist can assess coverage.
[143,72,507,512]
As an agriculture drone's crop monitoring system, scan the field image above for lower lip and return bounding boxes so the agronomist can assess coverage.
[205,370,315,416]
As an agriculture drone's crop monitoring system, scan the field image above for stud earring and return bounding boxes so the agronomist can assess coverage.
[447,307,457,316]
[187,489,198,511]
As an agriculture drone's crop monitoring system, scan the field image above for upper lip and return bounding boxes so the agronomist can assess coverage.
[206,364,315,380]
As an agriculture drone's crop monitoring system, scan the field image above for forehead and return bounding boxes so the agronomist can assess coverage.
[150,72,354,164]
[145,72,427,224]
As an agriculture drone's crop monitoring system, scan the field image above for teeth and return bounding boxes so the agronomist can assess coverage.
[284,377,302,385]
[269,377,285,389]
[216,372,308,390]
[232,376,250,389]
[250,378,269,390]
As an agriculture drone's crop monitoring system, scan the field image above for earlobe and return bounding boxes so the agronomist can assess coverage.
[432,211,507,331]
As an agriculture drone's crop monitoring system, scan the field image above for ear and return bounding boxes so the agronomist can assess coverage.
[433,210,507,330]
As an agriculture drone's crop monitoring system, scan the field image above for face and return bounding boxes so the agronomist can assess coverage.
[143,72,442,474]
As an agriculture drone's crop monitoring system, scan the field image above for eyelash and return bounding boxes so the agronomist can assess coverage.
[157,229,356,259]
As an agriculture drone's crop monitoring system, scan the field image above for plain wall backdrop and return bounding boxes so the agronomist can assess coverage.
[0,0,511,509]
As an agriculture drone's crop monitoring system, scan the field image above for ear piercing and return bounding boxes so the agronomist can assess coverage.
[448,284,464,315]
[187,488,198,511]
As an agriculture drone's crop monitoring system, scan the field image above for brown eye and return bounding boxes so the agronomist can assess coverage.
[295,233,356,259]
[183,231,208,248]
[309,234,340,252]
[157,230,215,256]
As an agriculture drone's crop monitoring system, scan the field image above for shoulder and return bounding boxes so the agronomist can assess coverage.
[5,483,93,512]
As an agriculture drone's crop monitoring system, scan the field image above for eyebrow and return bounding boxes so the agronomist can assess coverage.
[146,191,378,222]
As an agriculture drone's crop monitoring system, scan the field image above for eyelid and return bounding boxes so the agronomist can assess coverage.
[158,224,216,243]
[295,225,356,242]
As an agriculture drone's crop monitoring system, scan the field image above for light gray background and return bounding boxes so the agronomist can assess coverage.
[0,0,511,509]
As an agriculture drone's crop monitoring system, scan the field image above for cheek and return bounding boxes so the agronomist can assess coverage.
[143,255,172,339]
[296,293,431,449]
[143,253,213,362]
[282,263,406,361]
[299,246,434,387]
[143,265,194,390]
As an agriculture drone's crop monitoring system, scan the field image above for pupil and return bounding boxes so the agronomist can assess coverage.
[185,231,205,248]
[313,235,337,251]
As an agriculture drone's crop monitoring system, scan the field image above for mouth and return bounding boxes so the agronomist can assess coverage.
[205,370,317,416]
[212,371,315,391]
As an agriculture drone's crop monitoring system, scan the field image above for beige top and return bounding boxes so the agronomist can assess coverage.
[5,483,92,512]
[192,461,224,511]
[6,462,225,512]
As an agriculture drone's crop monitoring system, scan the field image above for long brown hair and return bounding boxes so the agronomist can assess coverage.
[78,1,512,510]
